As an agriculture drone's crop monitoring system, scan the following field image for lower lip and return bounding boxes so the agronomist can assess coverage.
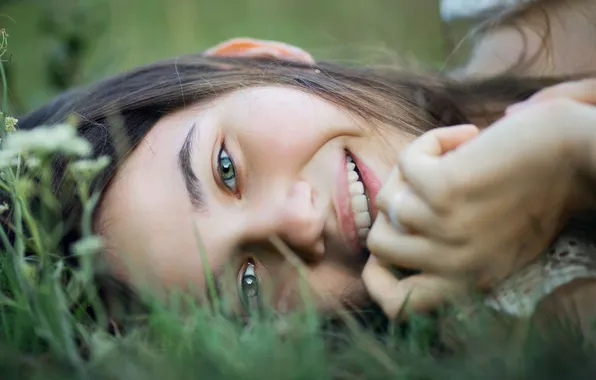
[350,153,381,221]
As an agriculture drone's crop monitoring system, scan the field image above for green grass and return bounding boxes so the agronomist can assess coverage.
[1,88,596,380]
[1,3,596,379]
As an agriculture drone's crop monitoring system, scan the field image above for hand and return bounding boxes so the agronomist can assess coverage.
[508,78,596,196]
[204,37,314,64]
[362,125,479,318]
[363,99,596,318]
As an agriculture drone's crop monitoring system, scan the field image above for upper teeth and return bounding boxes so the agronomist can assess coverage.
[346,155,371,243]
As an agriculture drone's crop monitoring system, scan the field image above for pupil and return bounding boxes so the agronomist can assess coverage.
[243,275,258,298]
[221,158,233,176]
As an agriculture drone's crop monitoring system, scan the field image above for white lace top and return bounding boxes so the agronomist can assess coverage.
[486,213,596,317]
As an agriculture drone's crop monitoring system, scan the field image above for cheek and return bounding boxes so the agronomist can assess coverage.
[304,265,367,311]
[260,260,366,313]
[97,182,208,294]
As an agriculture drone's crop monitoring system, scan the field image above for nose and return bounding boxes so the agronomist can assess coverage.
[250,180,326,262]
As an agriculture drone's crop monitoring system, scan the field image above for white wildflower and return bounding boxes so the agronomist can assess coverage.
[4,116,17,133]
[0,148,20,169]
[0,111,17,133]
[71,236,103,257]
[25,156,41,169]
[70,156,111,180]
[0,202,8,214]
[3,123,91,157]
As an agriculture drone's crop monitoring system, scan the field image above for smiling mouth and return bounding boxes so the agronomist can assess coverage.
[346,153,372,245]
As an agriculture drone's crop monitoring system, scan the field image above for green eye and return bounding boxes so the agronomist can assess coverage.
[217,147,237,193]
[238,259,260,312]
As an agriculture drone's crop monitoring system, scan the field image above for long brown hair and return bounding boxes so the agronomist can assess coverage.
[18,54,569,253]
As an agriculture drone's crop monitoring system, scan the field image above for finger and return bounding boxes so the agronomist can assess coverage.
[367,213,450,273]
[376,186,440,235]
[403,124,479,162]
[363,259,462,318]
[375,165,405,220]
[507,79,596,114]
[398,125,479,203]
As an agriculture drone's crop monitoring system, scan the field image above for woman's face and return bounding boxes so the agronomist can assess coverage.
[98,86,414,315]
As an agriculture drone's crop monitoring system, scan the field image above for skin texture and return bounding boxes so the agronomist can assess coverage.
[364,79,596,319]
[97,85,413,314]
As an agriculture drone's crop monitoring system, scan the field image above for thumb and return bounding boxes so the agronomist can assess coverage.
[405,124,479,159]
[398,124,478,189]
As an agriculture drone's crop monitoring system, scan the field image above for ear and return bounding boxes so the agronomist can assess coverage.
[204,38,315,64]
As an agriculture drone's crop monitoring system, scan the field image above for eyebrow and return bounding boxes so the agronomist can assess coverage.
[179,123,208,211]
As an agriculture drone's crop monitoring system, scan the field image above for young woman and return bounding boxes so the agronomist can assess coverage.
[205,38,596,327]
[15,35,596,327]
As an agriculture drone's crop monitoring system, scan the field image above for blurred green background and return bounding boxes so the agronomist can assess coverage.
[0,0,465,116]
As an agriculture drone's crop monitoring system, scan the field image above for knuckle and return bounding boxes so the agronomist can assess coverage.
[428,189,450,212]
[442,214,474,242]
[456,247,482,273]
[441,247,473,274]
[436,221,461,243]
[426,174,458,212]
[426,163,462,210]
